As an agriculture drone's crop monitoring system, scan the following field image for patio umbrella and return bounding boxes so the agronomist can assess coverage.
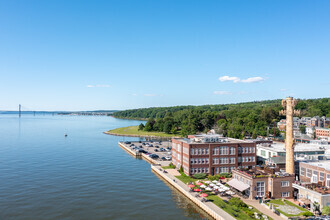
[194,188,202,192]
[216,182,223,186]
[188,184,195,188]
[209,183,215,187]
[205,187,212,191]
[212,180,218,183]
[204,181,211,184]
[196,182,203,186]
[213,186,220,189]
[200,185,206,188]
[200,193,208,197]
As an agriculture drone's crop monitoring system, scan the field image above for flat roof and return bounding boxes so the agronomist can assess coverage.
[302,160,330,172]
[257,142,329,153]
[174,137,251,144]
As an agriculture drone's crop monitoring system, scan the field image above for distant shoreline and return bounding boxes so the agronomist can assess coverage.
[104,125,180,138]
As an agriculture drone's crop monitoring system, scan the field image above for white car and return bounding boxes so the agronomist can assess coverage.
[165,156,171,160]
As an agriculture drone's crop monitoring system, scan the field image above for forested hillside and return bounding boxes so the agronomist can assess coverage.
[113,98,330,138]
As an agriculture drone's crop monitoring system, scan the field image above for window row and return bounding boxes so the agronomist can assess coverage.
[300,167,330,186]
[214,167,235,174]
[190,148,209,155]
[191,167,209,174]
[233,174,251,186]
[238,156,255,163]
[212,146,236,155]
[190,158,209,165]
[212,157,236,165]
[238,147,255,154]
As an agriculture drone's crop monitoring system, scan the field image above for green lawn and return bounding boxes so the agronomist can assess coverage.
[175,174,197,184]
[162,163,176,169]
[208,196,272,220]
[267,199,313,217]
[107,126,179,138]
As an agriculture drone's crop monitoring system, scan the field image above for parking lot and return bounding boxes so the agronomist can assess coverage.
[122,140,172,164]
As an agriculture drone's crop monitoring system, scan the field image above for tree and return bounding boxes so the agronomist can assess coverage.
[138,123,145,131]
[144,118,155,131]
[322,206,330,215]
[299,125,306,134]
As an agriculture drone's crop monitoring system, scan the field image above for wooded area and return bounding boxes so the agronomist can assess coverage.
[113,98,330,138]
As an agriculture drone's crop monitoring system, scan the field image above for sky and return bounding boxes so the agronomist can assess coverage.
[0,0,329,111]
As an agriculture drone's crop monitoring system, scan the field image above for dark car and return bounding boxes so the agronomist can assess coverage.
[161,157,166,160]
[142,143,145,145]
[125,141,131,144]
[149,144,153,147]
[155,149,159,152]
[155,145,159,148]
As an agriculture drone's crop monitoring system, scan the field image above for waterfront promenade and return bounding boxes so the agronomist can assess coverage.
[152,165,235,220]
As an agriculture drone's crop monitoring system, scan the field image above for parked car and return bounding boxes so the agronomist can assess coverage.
[155,145,159,148]
[142,143,145,145]
[154,149,159,152]
[125,141,131,144]
[161,157,166,160]
[165,156,171,160]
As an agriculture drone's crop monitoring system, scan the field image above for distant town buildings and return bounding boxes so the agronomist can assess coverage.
[277,116,330,140]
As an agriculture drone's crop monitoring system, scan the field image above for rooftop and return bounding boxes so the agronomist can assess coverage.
[301,160,330,172]
[174,135,251,144]
[257,142,329,153]
[234,166,294,179]
[293,181,330,195]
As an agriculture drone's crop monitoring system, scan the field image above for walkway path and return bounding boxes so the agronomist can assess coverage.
[239,197,285,220]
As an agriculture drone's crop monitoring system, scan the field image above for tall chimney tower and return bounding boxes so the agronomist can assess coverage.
[280,97,300,174]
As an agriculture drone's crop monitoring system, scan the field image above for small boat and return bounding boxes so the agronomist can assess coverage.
[65,134,68,137]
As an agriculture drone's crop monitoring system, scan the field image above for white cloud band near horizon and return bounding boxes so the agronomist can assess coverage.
[219,75,265,83]
[87,85,111,88]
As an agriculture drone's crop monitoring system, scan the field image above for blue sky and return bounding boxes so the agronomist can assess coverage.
[0,0,329,111]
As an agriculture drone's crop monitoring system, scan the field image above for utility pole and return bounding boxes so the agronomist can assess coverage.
[19,104,21,118]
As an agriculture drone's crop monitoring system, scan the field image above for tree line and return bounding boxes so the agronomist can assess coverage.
[114,98,330,138]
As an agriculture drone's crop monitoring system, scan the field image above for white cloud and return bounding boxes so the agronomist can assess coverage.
[87,85,110,88]
[144,94,157,97]
[132,93,138,96]
[240,77,265,83]
[213,91,232,95]
[219,76,241,83]
[280,88,288,92]
[219,75,265,83]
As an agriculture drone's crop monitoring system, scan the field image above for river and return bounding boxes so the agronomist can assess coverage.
[0,114,211,220]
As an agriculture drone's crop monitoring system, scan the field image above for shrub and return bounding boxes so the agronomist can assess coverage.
[301,211,314,217]
[219,173,232,178]
[180,165,183,173]
[229,197,248,208]
[322,206,330,215]
[193,173,207,179]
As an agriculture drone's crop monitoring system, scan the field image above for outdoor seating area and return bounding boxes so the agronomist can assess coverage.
[294,181,330,195]
[187,180,236,201]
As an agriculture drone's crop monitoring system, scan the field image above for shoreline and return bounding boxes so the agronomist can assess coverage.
[104,131,178,138]
[104,125,181,138]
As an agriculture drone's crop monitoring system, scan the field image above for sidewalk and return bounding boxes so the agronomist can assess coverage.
[239,197,285,220]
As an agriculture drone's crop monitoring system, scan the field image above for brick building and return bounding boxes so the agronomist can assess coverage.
[230,167,295,199]
[315,127,330,139]
[171,135,256,176]
[293,161,330,210]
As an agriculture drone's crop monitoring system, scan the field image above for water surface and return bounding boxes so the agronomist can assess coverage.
[0,114,210,220]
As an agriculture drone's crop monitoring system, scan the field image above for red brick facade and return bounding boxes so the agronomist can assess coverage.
[171,138,256,176]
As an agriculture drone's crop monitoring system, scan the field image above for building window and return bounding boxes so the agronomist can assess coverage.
[312,170,318,183]
[261,150,266,157]
[190,149,194,155]
[281,181,289,187]
[206,149,209,154]
[306,168,311,178]
[327,174,330,187]
[190,159,194,164]
[238,147,242,154]
[319,172,325,182]
[300,167,305,176]
[202,148,205,155]
[281,192,289,197]
[230,147,235,155]
[256,182,265,197]
[252,157,255,162]
[238,157,242,162]
[230,157,235,164]
[206,158,209,164]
